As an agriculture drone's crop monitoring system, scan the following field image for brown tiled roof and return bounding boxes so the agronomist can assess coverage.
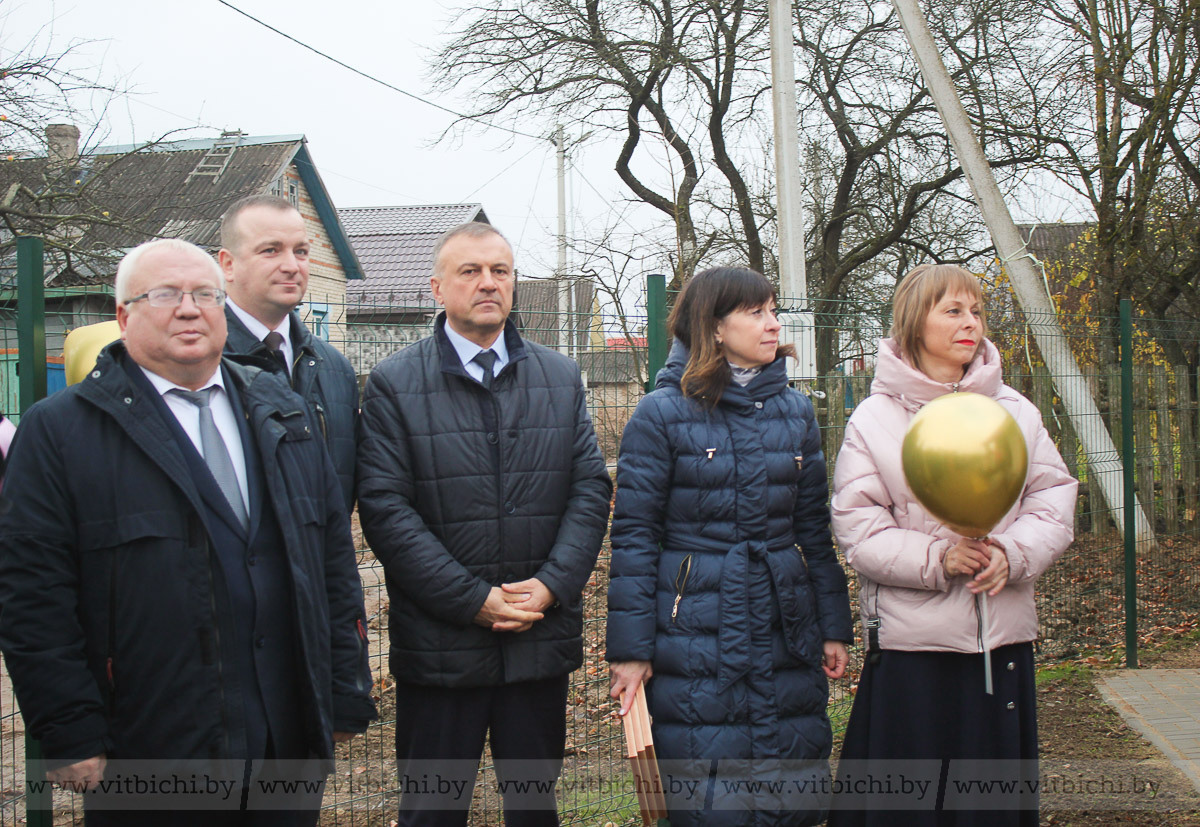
[1016,222,1091,263]
[339,204,488,311]
[512,279,594,351]
[0,133,362,287]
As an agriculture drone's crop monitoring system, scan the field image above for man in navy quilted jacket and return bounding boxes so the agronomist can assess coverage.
[358,222,612,826]
[219,194,360,512]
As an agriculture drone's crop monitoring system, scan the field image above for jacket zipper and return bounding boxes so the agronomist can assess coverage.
[671,555,692,622]
[484,379,506,557]
[314,402,329,442]
[201,524,233,756]
[106,553,118,715]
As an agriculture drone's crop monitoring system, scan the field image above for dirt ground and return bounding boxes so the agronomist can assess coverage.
[1033,632,1200,826]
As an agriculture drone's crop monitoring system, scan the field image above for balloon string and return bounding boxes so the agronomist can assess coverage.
[981,592,994,695]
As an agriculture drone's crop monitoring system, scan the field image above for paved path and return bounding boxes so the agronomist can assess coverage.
[1097,668,1200,794]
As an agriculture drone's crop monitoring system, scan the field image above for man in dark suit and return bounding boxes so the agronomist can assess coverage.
[0,238,376,824]
[358,222,612,826]
[218,194,359,511]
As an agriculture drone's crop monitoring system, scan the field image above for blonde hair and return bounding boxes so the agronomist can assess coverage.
[890,264,987,374]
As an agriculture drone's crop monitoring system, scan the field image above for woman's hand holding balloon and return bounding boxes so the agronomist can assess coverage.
[968,540,1009,597]
[943,538,992,579]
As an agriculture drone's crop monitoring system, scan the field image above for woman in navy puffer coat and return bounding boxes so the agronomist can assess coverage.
[607,267,853,826]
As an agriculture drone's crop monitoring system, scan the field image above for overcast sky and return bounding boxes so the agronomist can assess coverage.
[8,0,632,276]
[7,0,1084,290]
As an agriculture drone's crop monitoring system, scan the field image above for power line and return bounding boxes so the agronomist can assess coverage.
[216,0,545,142]
[462,142,543,201]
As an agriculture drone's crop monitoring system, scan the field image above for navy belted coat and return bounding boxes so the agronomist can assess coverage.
[606,343,852,825]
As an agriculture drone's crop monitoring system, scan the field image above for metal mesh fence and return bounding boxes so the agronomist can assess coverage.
[1,283,1197,824]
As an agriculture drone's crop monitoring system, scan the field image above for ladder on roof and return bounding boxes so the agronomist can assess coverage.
[186,131,244,183]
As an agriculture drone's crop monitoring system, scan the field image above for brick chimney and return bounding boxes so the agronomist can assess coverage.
[46,124,81,166]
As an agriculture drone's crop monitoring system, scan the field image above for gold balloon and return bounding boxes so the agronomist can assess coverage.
[64,320,121,386]
[901,392,1028,537]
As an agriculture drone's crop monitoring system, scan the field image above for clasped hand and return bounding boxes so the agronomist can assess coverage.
[943,537,1009,596]
[473,578,555,633]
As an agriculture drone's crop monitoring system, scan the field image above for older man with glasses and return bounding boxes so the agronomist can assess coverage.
[0,238,376,825]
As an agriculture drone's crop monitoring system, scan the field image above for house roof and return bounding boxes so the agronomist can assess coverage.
[1016,222,1091,263]
[576,348,644,385]
[512,279,594,351]
[0,132,362,287]
[339,204,488,311]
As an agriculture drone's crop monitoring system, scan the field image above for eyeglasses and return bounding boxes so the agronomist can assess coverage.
[123,287,227,308]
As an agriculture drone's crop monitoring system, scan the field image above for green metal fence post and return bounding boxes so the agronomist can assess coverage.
[17,235,51,825]
[17,236,47,415]
[645,273,668,393]
[1120,299,1137,669]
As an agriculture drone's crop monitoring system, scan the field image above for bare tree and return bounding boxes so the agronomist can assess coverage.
[792,0,1067,371]
[432,0,772,288]
[1037,0,1200,366]
[432,0,1074,372]
[0,13,195,278]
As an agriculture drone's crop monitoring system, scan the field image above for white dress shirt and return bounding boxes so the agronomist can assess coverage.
[443,321,510,383]
[141,365,251,515]
[227,298,294,376]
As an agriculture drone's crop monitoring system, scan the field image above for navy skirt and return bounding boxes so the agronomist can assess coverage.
[828,642,1038,827]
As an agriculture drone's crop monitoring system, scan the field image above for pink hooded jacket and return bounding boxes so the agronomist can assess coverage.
[831,338,1078,653]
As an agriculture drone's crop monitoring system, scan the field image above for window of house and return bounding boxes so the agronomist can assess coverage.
[308,302,330,340]
[287,180,299,207]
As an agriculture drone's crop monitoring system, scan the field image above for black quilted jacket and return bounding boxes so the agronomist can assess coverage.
[358,314,612,688]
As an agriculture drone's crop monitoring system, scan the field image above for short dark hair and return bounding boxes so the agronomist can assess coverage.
[432,222,509,276]
[220,194,299,251]
[668,266,794,406]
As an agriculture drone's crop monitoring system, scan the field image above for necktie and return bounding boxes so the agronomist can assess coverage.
[472,349,498,390]
[170,387,249,529]
[263,331,289,373]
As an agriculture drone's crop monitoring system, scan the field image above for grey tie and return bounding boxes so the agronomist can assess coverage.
[473,349,498,390]
[171,387,249,529]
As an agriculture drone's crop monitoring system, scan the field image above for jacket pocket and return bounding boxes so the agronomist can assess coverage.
[77,510,182,551]
[771,551,822,668]
[76,512,182,722]
[670,554,692,625]
[290,495,327,527]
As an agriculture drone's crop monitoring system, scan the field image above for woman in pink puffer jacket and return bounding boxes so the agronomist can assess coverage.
[827,264,1077,827]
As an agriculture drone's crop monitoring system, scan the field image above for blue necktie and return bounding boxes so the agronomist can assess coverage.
[473,349,497,390]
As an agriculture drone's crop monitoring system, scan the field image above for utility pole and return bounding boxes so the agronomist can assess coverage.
[768,0,816,381]
[554,125,570,355]
[891,0,1155,547]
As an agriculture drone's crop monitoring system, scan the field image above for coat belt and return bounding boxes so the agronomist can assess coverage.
[717,540,811,691]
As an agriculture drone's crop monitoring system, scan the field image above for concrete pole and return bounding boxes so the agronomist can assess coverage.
[891,0,1155,547]
[768,0,816,381]
[555,125,570,355]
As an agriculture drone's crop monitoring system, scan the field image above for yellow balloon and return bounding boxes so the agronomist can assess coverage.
[901,392,1028,537]
[64,320,121,386]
